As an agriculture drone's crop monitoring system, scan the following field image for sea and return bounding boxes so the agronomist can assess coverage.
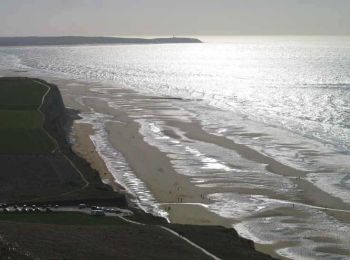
[0,36,349,259]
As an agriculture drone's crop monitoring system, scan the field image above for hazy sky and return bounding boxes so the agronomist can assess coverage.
[0,0,349,36]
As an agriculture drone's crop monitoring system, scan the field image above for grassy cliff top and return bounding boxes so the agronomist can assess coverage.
[0,78,47,110]
[0,78,55,154]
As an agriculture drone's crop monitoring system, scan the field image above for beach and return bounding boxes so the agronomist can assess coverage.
[1,0,349,257]
[1,36,350,259]
[46,75,348,259]
[0,75,278,260]
[63,79,231,227]
[72,123,125,192]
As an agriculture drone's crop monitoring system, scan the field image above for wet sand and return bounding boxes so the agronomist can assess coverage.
[81,96,231,226]
[2,70,349,259]
[165,119,350,211]
[71,123,126,193]
[39,77,350,258]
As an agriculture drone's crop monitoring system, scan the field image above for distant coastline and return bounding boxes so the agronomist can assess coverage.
[0,36,202,46]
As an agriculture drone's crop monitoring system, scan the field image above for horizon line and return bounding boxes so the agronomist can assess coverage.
[0,34,349,38]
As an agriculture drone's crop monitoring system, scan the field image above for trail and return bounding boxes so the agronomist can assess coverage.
[2,205,221,260]
[33,79,90,190]
[20,80,222,259]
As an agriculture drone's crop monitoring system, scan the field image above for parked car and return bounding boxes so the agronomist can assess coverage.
[79,204,87,209]
[91,210,105,217]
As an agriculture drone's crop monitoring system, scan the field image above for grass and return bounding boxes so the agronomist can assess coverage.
[164,224,275,260]
[0,219,210,260]
[0,129,55,154]
[0,212,275,259]
[0,212,126,226]
[0,78,55,154]
[0,78,46,110]
[0,77,126,204]
[0,110,43,129]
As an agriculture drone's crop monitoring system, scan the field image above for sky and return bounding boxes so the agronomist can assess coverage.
[0,0,349,36]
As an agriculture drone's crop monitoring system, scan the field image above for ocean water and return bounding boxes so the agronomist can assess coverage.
[1,36,350,259]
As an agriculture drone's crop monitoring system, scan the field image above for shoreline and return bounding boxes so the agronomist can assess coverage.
[0,76,279,259]
[64,80,350,259]
[69,107,282,259]
[2,70,350,259]
[68,98,284,259]
[71,122,126,194]
[63,83,280,257]
[71,114,231,226]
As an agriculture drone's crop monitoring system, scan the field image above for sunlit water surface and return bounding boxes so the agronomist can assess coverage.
[1,36,350,259]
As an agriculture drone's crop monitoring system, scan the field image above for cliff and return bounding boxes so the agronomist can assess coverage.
[38,78,127,206]
[0,78,276,259]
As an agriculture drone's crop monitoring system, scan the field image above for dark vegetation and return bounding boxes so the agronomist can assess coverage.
[0,110,42,128]
[0,78,54,154]
[0,78,46,110]
[0,220,210,260]
[0,129,54,154]
[0,78,276,259]
[0,154,84,201]
[0,78,125,205]
[0,212,126,226]
[0,212,275,260]
[128,211,274,260]
[166,225,273,260]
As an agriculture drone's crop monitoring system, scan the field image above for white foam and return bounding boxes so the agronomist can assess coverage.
[208,192,350,259]
[306,172,350,204]
[2,41,350,259]
[75,111,168,219]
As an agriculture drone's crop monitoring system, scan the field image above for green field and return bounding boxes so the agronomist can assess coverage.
[0,78,47,110]
[0,78,55,154]
[0,212,126,226]
[0,110,43,128]
[0,129,55,154]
